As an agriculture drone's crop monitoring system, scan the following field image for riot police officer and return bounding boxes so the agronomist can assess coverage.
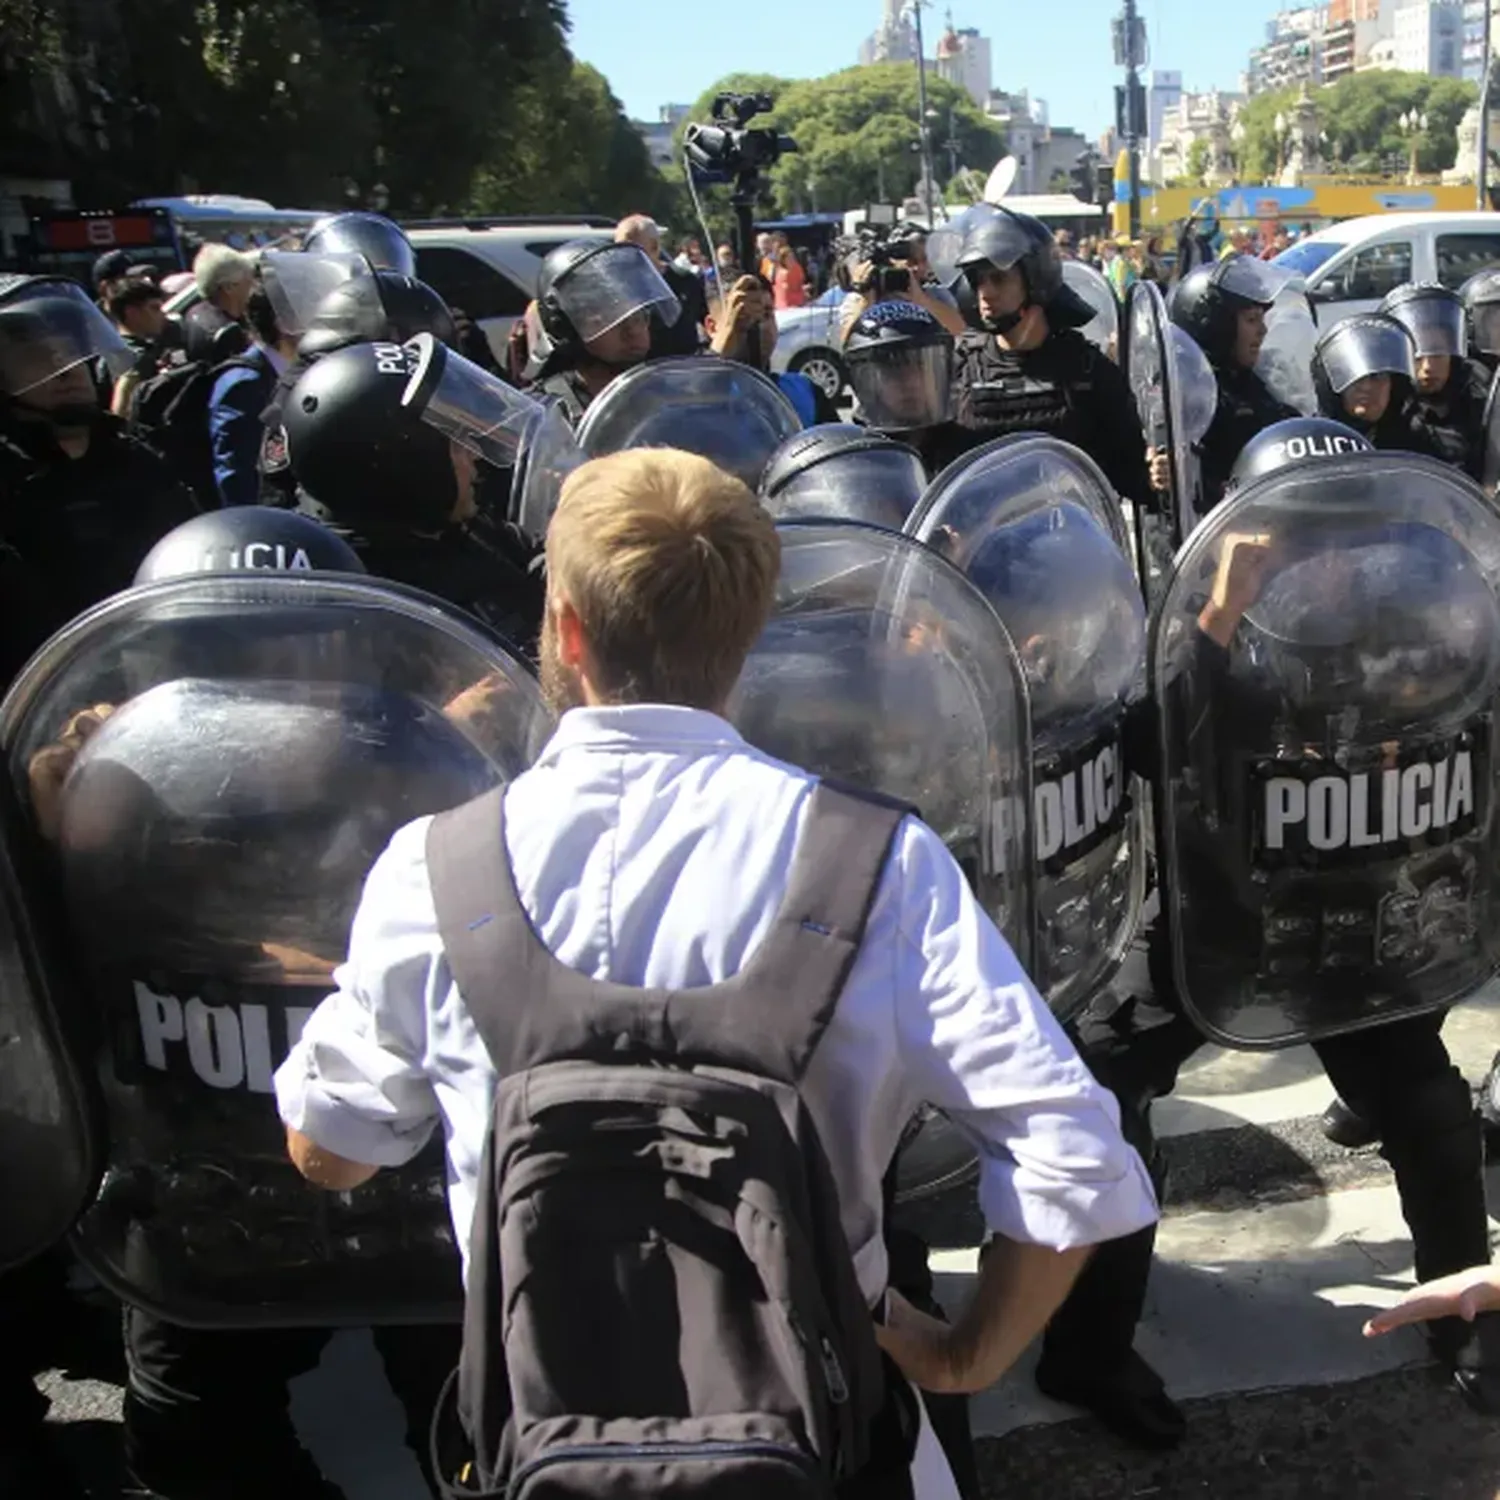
[303,211,418,277]
[1165,255,1300,511]
[843,300,956,476]
[0,275,199,667]
[1380,283,1491,480]
[283,333,546,651]
[526,239,683,425]
[257,253,459,507]
[759,423,927,529]
[1460,267,1500,376]
[948,207,1152,504]
[1312,312,1434,455]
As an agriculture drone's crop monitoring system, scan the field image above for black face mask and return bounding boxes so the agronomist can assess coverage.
[982,307,1026,336]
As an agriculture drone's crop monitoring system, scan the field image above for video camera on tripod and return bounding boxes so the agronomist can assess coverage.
[683,93,797,191]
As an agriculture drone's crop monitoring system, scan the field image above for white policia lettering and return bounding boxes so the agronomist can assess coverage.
[373,341,408,376]
[1034,742,1122,863]
[1267,433,1363,464]
[1263,751,1475,853]
[985,739,1124,873]
[133,981,317,1094]
[199,543,315,571]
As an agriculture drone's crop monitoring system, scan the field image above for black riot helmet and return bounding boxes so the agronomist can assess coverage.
[303,212,416,277]
[758,424,927,530]
[1460,267,1500,357]
[1311,313,1415,422]
[843,300,954,433]
[1379,281,1466,360]
[283,331,543,535]
[953,208,1095,333]
[1229,416,1373,491]
[135,508,367,584]
[298,271,458,359]
[1170,253,1287,366]
[0,274,132,416]
[533,238,680,376]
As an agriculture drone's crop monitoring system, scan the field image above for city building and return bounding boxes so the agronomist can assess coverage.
[1152,88,1246,183]
[935,20,992,107]
[859,0,918,65]
[1148,71,1184,167]
[630,104,690,172]
[1323,0,1395,80]
[1246,7,1327,95]
[1393,0,1464,75]
[1461,0,1499,78]
[984,91,1086,194]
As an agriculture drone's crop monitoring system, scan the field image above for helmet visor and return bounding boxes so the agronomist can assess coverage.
[261,251,373,339]
[764,446,927,530]
[848,343,954,431]
[0,280,132,396]
[404,332,543,469]
[1318,320,1415,393]
[304,214,416,278]
[1472,302,1500,357]
[511,402,587,539]
[1387,296,1465,359]
[553,245,681,342]
[1218,254,1298,306]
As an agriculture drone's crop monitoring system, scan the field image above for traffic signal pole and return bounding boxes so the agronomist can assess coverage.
[1125,0,1142,237]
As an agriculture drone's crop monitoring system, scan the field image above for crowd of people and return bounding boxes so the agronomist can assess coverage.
[3,200,1500,1500]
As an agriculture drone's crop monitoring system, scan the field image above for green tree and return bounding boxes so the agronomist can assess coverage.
[1233,70,1477,182]
[1185,137,1210,185]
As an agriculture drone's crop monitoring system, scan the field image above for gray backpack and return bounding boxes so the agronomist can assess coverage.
[425,780,919,1498]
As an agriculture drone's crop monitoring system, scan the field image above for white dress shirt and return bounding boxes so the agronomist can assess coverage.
[277,703,1157,1300]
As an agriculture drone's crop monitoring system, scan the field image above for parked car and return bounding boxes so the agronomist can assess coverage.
[772,285,850,400]
[1272,211,1500,329]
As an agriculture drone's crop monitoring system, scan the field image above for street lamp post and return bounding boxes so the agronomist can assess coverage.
[906,0,937,226]
[1399,108,1428,186]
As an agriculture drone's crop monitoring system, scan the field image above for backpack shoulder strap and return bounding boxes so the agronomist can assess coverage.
[425,779,911,1085]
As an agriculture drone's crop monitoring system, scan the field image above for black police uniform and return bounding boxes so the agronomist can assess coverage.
[653,260,708,358]
[1197,364,1298,510]
[0,416,199,661]
[949,327,1152,500]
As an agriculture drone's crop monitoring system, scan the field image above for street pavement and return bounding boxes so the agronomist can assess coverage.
[36,976,1500,1498]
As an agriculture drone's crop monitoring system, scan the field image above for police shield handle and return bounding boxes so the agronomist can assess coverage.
[1198,534,1274,649]
[27,702,116,843]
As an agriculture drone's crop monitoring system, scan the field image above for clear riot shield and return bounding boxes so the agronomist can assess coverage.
[1127,280,1190,605]
[726,519,1034,1208]
[0,771,98,1272]
[0,575,553,1326]
[1258,282,1318,417]
[575,356,803,490]
[509,402,586,541]
[1063,261,1121,359]
[1152,451,1500,1050]
[906,436,1147,1020]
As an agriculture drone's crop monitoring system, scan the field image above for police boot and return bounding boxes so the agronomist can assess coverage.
[1378,1067,1500,1414]
[1321,1095,1379,1149]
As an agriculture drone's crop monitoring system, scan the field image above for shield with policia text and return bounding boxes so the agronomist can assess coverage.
[0,573,552,1324]
[726,518,1036,1206]
[906,434,1147,1022]
[1151,448,1500,1050]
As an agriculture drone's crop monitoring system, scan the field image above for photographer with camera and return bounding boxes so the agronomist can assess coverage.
[838,227,968,345]
[706,274,838,426]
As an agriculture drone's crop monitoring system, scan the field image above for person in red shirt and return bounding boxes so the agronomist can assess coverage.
[772,241,807,309]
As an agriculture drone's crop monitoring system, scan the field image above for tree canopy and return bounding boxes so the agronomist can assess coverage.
[678,65,1006,219]
[0,0,680,220]
[1232,70,1477,182]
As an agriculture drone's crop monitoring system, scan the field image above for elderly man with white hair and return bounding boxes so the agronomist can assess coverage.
[615,212,705,357]
[181,244,256,363]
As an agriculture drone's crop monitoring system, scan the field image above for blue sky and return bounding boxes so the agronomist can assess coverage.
[564,0,1283,140]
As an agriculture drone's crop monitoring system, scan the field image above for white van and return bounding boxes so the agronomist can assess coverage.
[1271,211,1500,328]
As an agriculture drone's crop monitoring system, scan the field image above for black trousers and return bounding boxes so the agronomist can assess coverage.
[1044,926,1489,1375]
[124,1310,459,1500]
